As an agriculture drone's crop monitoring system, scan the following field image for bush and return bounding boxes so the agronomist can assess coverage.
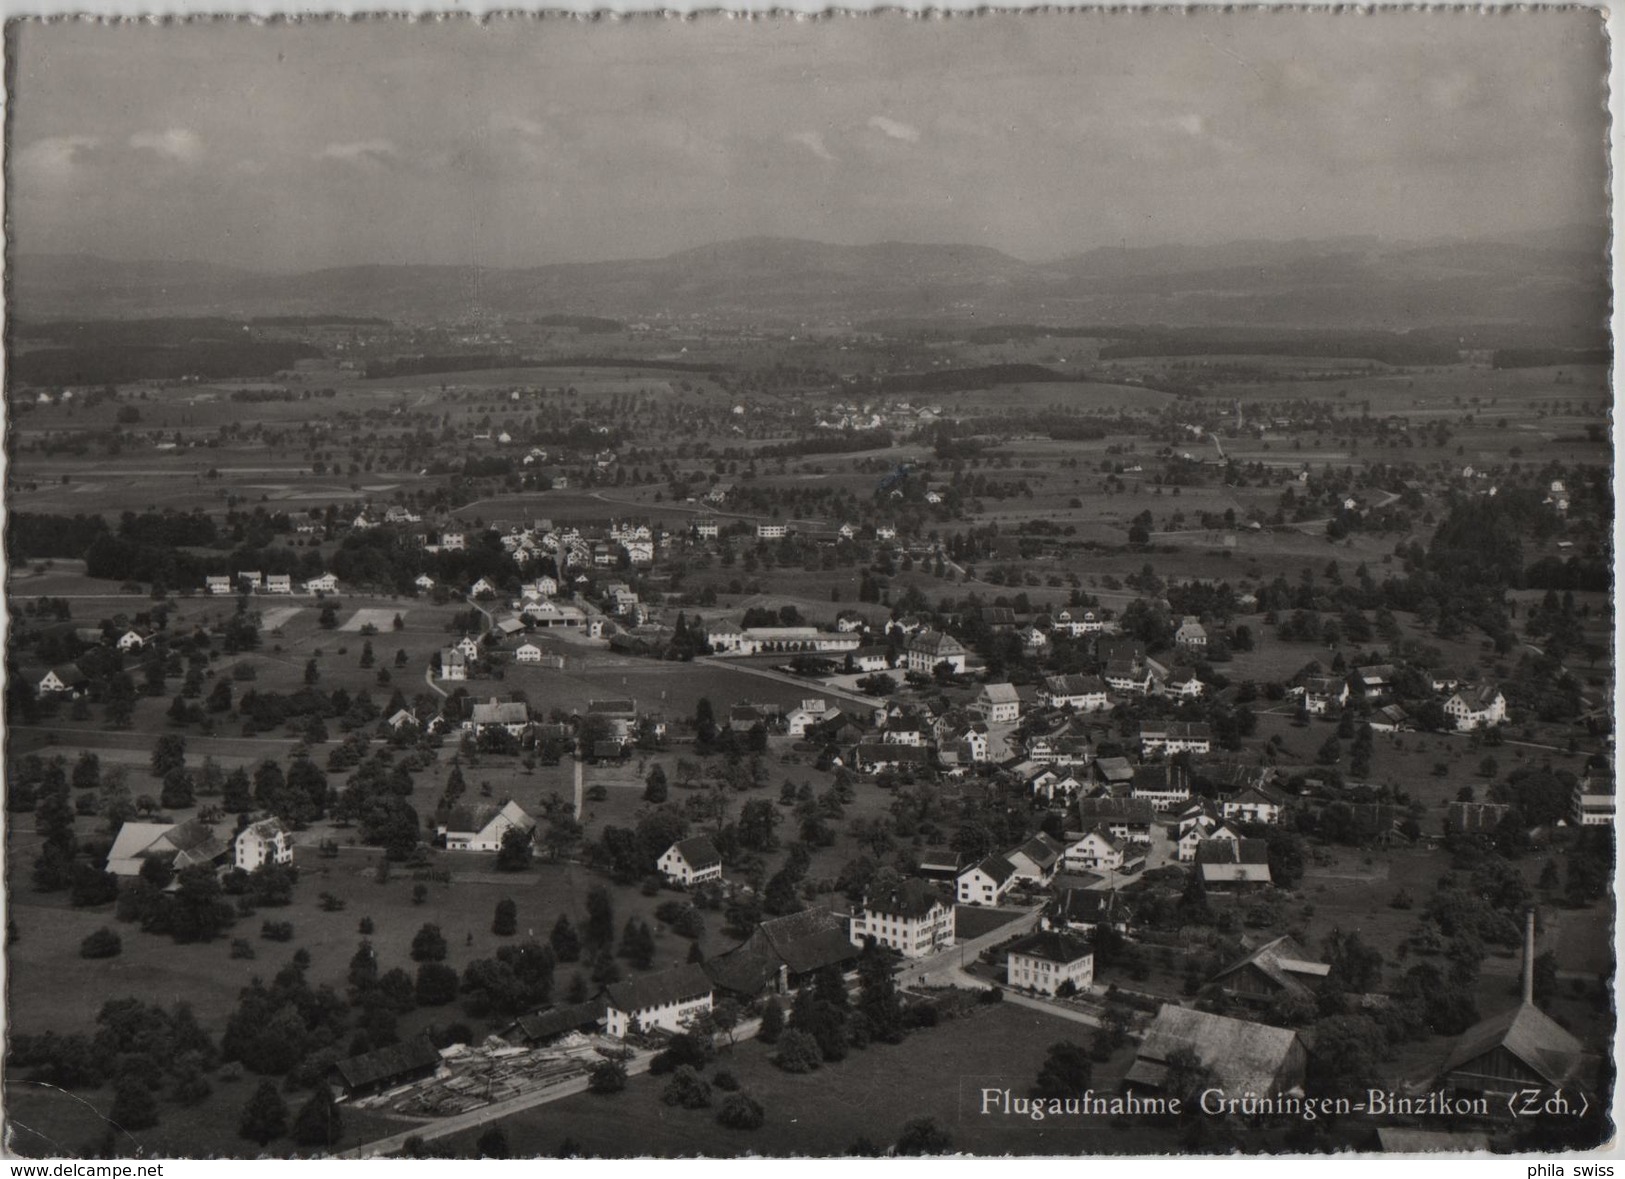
[772,1029,823,1074]
[661,1066,712,1109]
[715,1093,765,1130]
[261,920,294,942]
[712,1069,740,1092]
[230,938,256,959]
[79,928,122,959]
[588,1060,627,1095]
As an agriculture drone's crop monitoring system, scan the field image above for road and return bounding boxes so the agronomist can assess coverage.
[424,666,448,699]
[572,759,584,822]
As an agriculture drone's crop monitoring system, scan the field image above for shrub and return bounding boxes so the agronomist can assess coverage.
[662,1066,712,1109]
[712,1070,740,1092]
[588,1060,627,1095]
[772,1029,822,1074]
[230,938,256,960]
[716,1093,765,1130]
[79,928,122,959]
[261,920,294,942]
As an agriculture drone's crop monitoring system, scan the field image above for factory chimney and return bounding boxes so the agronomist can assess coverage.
[1522,907,1537,1005]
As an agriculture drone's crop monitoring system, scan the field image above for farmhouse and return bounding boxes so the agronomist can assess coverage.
[657,836,724,887]
[1131,763,1192,811]
[1139,721,1212,757]
[437,799,536,853]
[1444,684,1508,731]
[1572,775,1614,826]
[849,878,955,958]
[786,698,841,736]
[106,820,230,877]
[30,664,89,698]
[1220,784,1289,825]
[464,699,530,737]
[303,573,339,593]
[1005,930,1095,996]
[502,1001,603,1048]
[234,817,294,871]
[1039,673,1111,712]
[603,964,715,1038]
[264,574,293,595]
[957,854,1018,906]
[1173,616,1208,649]
[704,907,859,997]
[1076,796,1155,843]
[975,682,1021,724]
[206,575,233,595]
[1004,833,1065,884]
[1128,1005,1306,1100]
[1300,675,1349,715]
[1064,826,1125,874]
[514,643,543,663]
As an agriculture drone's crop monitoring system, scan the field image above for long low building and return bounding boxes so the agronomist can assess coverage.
[603,963,714,1038]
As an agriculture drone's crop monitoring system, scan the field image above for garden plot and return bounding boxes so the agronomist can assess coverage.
[259,606,304,630]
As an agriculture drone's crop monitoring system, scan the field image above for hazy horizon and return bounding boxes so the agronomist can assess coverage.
[9,12,1610,273]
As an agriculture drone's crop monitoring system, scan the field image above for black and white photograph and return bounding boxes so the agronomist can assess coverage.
[0,9,1616,1160]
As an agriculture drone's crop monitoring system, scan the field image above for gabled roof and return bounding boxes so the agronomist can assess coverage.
[864,878,951,920]
[1441,1001,1584,1088]
[1209,935,1329,1000]
[1077,796,1156,825]
[506,1001,603,1045]
[980,682,1020,704]
[907,629,965,656]
[760,907,857,976]
[332,1034,442,1091]
[1129,1005,1302,1097]
[1009,834,1064,870]
[963,854,1017,886]
[1006,929,1094,965]
[469,700,529,726]
[667,835,721,871]
[442,799,535,838]
[1050,888,1128,926]
[603,963,713,1014]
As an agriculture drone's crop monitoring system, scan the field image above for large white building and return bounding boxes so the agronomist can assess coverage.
[1005,930,1095,996]
[234,818,294,871]
[850,879,956,958]
[603,964,714,1038]
[658,836,724,887]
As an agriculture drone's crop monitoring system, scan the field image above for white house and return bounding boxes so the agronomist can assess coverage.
[1005,834,1065,884]
[439,649,468,680]
[1221,786,1289,826]
[1006,930,1095,996]
[1039,674,1111,712]
[1444,685,1508,731]
[264,574,293,595]
[1572,776,1615,826]
[975,683,1021,725]
[603,964,713,1039]
[514,643,543,663]
[1140,721,1212,757]
[437,799,536,853]
[115,629,148,653]
[464,699,530,737]
[756,523,788,540]
[206,575,233,595]
[657,836,724,887]
[1301,676,1349,716]
[1065,826,1125,873]
[957,854,1018,906]
[454,635,482,659]
[904,630,967,675]
[303,573,339,594]
[785,699,840,737]
[850,879,955,958]
[415,574,436,591]
[1178,821,1240,864]
[470,577,498,598]
[234,817,294,871]
[1174,616,1208,649]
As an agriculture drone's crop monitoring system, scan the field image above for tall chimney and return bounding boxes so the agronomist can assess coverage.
[1522,907,1537,1005]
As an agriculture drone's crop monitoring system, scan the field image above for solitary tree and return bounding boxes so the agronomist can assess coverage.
[492,897,518,937]
[238,1080,289,1146]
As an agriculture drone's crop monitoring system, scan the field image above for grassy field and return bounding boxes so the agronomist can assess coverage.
[436,1002,1161,1157]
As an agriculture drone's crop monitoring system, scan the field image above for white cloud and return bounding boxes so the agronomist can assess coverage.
[16,135,101,178]
[867,115,920,143]
[316,139,400,166]
[130,128,204,163]
[790,130,836,162]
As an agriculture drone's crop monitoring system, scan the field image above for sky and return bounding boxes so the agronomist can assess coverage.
[7,11,1611,271]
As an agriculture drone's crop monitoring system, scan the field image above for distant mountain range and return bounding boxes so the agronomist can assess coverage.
[12,227,1610,333]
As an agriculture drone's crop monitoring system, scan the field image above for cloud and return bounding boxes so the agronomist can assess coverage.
[16,134,102,178]
[790,130,836,162]
[316,139,400,167]
[867,115,920,143]
[130,128,204,163]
